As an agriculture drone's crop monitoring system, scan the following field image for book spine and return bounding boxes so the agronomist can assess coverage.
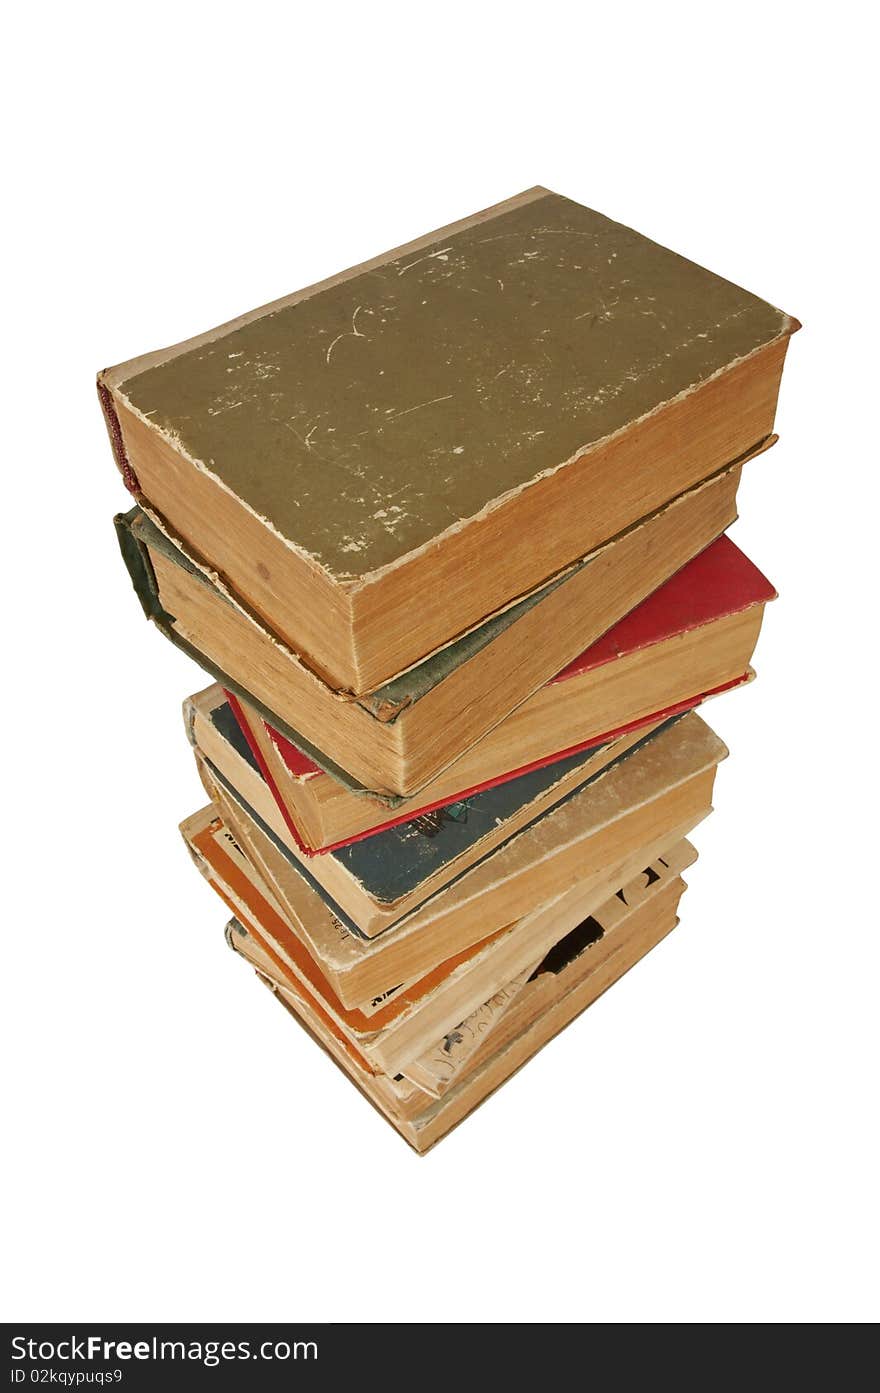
[113,509,389,801]
[97,380,140,494]
[113,508,167,622]
[223,690,319,859]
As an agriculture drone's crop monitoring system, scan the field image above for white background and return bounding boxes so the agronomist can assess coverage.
[3,1,877,1325]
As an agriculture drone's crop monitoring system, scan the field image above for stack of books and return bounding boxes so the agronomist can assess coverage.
[99,187,797,1152]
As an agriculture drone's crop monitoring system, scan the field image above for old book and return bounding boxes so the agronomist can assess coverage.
[195,796,701,1044]
[401,967,539,1099]
[184,688,286,839]
[197,711,724,1007]
[399,841,696,1098]
[224,533,773,849]
[220,843,693,1085]
[116,457,745,798]
[99,186,797,695]
[182,799,696,1077]
[224,866,687,1151]
[407,875,686,1151]
[195,716,687,940]
[231,686,723,850]
[213,688,683,856]
[195,711,668,935]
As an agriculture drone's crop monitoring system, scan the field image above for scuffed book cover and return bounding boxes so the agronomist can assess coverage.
[101,189,795,591]
[201,715,684,931]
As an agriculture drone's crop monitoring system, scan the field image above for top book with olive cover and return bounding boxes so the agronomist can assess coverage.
[98,187,797,695]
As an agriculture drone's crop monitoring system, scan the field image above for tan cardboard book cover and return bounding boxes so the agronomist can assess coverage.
[100,187,797,693]
[400,840,696,1097]
[197,711,724,1007]
[225,871,687,1152]
[223,848,689,1096]
[181,799,696,1076]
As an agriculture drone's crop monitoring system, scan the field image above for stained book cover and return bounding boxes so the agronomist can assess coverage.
[395,840,696,1096]
[101,189,794,589]
[228,850,692,1089]
[100,186,796,700]
[201,715,681,931]
[199,710,723,1007]
[222,867,687,1152]
[184,798,694,1081]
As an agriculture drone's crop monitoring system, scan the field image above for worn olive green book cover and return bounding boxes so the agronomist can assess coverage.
[100,187,797,693]
[103,189,792,579]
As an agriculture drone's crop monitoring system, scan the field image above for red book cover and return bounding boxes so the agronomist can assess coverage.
[552,534,775,681]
